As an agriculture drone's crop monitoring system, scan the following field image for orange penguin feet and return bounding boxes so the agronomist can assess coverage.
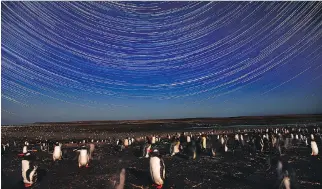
[24,183,32,187]
[152,184,163,189]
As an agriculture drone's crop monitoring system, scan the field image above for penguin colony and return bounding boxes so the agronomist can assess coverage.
[1,125,321,188]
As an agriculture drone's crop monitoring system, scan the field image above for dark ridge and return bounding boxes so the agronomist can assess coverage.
[31,113,322,126]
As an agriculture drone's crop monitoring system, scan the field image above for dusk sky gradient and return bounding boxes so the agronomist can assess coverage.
[1,2,322,125]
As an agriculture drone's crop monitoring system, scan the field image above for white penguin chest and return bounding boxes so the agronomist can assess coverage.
[150,157,165,185]
[53,146,61,157]
[79,150,89,164]
[23,146,28,153]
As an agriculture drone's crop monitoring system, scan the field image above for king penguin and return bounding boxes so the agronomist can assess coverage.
[149,149,165,189]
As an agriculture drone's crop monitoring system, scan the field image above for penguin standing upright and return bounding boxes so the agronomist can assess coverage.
[23,145,28,154]
[21,152,38,187]
[53,142,62,161]
[151,136,156,144]
[78,146,89,168]
[88,143,95,160]
[128,137,132,146]
[187,140,197,159]
[311,139,319,156]
[201,135,207,150]
[123,138,129,148]
[186,135,191,143]
[170,140,180,156]
[149,149,165,189]
[142,143,152,158]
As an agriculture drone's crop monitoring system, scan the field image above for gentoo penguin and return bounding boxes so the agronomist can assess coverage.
[170,140,180,156]
[88,143,95,160]
[142,143,152,158]
[116,139,124,152]
[128,137,132,146]
[123,138,129,147]
[187,140,197,159]
[2,143,9,154]
[53,142,62,161]
[275,160,299,189]
[151,136,156,144]
[21,152,38,187]
[23,145,28,154]
[311,139,319,156]
[131,137,135,144]
[186,135,191,143]
[201,135,207,150]
[224,143,228,152]
[78,146,89,168]
[149,149,165,189]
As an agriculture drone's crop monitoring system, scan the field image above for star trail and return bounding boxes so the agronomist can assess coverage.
[1,2,322,125]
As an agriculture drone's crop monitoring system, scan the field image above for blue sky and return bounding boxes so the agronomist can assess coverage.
[1,2,322,125]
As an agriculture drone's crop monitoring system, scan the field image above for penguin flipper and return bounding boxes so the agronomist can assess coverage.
[160,158,165,180]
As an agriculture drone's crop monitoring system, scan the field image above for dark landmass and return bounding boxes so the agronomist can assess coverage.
[33,114,322,126]
[2,114,322,141]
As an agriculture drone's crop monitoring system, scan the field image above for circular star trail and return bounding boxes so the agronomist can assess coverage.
[1,2,322,120]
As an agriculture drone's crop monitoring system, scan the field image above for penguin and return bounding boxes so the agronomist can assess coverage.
[23,145,28,154]
[275,160,299,189]
[88,143,95,160]
[142,143,152,158]
[131,137,135,144]
[151,136,156,144]
[187,140,197,159]
[149,149,165,189]
[209,135,221,156]
[53,142,62,161]
[224,143,228,152]
[21,152,38,187]
[170,140,180,156]
[311,139,319,156]
[128,137,132,146]
[78,146,89,168]
[186,135,191,143]
[200,135,207,150]
[116,139,124,152]
[2,143,9,155]
[123,138,129,148]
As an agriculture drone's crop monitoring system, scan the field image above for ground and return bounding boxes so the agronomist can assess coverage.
[1,134,322,189]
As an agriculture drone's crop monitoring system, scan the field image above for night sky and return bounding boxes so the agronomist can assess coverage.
[1,2,322,125]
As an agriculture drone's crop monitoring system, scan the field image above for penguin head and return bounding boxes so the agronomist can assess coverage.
[151,149,160,157]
